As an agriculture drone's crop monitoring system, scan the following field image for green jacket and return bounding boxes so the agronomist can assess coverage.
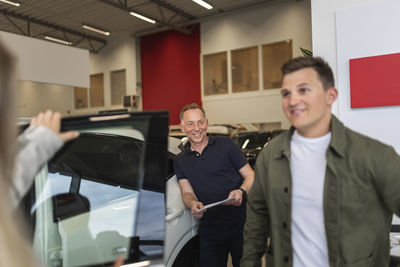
[241,115,400,267]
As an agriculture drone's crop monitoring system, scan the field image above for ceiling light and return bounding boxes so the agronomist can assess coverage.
[129,12,156,24]
[82,24,110,36]
[0,0,20,6]
[44,36,72,46]
[192,0,213,10]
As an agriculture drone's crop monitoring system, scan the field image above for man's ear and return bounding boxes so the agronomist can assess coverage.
[179,122,184,133]
[327,87,338,105]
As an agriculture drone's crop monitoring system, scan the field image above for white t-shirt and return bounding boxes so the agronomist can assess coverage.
[290,130,331,267]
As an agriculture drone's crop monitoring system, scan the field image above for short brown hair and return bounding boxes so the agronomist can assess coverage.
[281,56,334,90]
[179,103,206,121]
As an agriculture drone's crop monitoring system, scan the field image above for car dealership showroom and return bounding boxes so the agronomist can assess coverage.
[2,0,400,266]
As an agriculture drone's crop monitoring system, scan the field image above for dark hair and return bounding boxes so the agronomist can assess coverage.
[281,56,334,90]
[179,103,206,121]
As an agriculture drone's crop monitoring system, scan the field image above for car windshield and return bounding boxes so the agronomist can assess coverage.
[25,112,168,267]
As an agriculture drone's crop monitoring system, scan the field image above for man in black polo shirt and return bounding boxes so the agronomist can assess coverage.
[173,103,254,267]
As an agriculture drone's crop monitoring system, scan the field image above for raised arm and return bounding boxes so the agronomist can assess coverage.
[29,110,79,142]
[11,110,79,206]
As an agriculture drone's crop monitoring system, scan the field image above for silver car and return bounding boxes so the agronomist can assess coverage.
[21,112,199,267]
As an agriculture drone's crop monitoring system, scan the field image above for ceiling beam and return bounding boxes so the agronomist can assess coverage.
[135,0,290,37]
[0,8,107,52]
[149,0,196,20]
[98,0,191,34]
[2,13,26,35]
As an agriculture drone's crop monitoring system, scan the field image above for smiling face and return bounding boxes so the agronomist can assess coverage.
[180,108,209,146]
[281,67,337,138]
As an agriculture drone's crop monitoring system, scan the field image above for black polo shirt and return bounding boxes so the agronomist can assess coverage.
[173,136,248,226]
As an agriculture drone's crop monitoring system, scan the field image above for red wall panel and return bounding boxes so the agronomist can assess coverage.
[349,53,400,108]
[141,25,201,125]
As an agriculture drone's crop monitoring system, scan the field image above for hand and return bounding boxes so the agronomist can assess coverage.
[190,201,205,219]
[113,256,124,267]
[225,189,243,206]
[30,110,79,142]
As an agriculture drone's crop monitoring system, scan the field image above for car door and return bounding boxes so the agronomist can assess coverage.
[22,111,169,267]
[164,137,199,267]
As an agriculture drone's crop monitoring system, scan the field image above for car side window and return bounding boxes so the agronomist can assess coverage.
[30,133,143,267]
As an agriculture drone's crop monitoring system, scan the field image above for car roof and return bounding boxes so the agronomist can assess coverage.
[169,124,230,136]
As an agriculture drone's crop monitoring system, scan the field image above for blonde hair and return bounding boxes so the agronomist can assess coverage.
[0,40,38,267]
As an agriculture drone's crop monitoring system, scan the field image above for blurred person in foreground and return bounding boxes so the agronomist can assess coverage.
[0,35,38,267]
[0,39,125,267]
[0,38,79,266]
[241,56,400,267]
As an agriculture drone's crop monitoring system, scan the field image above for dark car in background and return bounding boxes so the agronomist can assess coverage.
[232,129,285,167]
[232,131,270,167]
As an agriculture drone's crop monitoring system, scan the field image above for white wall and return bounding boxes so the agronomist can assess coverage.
[310,0,385,116]
[72,33,138,115]
[0,31,89,87]
[1,31,138,117]
[335,0,400,153]
[311,0,400,224]
[0,31,89,117]
[201,0,312,129]
[17,81,74,117]
[311,0,400,151]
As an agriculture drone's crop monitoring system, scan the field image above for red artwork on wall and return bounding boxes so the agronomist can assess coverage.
[349,52,400,108]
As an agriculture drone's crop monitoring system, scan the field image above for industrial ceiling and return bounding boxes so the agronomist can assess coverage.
[0,0,287,53]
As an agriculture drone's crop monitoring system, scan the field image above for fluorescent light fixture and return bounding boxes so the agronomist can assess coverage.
[44,36,72,46]
[129,12,156,24]
[82,24,110,36]
[0,0,20,6]
[192,0,213,10]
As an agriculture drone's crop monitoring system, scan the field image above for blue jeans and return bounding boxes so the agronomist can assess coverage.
[198,221,244,267]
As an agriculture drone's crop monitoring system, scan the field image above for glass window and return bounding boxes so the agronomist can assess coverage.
[231,46,259,93]
[262,40,292,90]
[110,69,126,106]
[203,52,228,95]
[90,73,105,107]
[32,132,144,267]
[74,87,88,109]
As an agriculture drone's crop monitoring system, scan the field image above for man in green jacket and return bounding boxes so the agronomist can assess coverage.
[241,56,400,267]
